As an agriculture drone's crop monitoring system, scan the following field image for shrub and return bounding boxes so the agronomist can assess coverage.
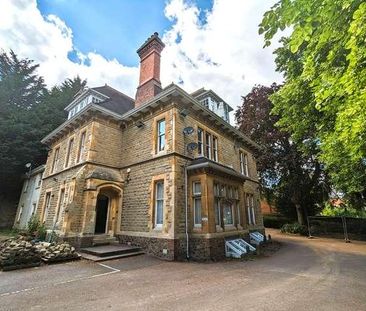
[263,215,292,228]
[27,215,47,241]
[280,223,308,236]
[320,202,366,218]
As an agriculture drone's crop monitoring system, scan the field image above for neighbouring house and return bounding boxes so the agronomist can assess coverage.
[260,198,277,215]
[13,165,45,230]
[24,33,264,260]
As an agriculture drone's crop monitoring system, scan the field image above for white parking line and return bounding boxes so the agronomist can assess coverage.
[0,262,121,297]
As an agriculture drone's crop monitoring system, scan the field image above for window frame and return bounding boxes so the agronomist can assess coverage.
[213,136,218,161]
[77,131,86,163]
[54,188,65,226]
[51,147,60,174]
[157,119,166,153]
[197,127,204,156]
[154,181,164,228]
[65,137,74,168]
[240,151,249,176]
[192,181,202,227]
[205,132,212,159]
[42,192,52,223]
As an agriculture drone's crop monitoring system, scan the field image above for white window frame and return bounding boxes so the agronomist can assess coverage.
[157,119,166,153]
[154,181,164,228]
[223,202,234,226]
[197,127,204,156]
[240,151,249,176]
[213,136,218,162]
[193,182,202,227]
[205,132,212,159]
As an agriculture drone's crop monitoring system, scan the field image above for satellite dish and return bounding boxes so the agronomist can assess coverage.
[183,127,194,135]
[187,142,198,152]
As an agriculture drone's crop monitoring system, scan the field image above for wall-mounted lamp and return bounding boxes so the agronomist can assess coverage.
[126,168,131,183]
[135,120,145,128]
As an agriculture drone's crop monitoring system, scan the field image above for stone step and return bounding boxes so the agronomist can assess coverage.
[81,244,142,258]
[79,251,145,262]
[92,235,118,246]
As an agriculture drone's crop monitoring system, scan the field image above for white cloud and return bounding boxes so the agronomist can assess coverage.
[0,0,139,97]
[161,0,283,117]
[0,0,282,122]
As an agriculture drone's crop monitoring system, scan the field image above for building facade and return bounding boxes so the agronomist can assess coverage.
[35,33,264,260]
[14,165,45,230]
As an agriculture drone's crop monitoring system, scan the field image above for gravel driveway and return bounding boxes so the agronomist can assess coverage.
[1,229,365,311]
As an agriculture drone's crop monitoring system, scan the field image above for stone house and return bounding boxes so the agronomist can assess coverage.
[35,33,264,260]
[14,165,45,230]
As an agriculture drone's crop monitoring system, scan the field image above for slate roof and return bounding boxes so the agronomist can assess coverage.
[92,85,135,115]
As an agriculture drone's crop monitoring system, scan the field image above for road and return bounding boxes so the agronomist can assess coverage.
[0,230,365,311]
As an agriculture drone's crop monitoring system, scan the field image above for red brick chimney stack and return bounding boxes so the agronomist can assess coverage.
[135,32,165,107]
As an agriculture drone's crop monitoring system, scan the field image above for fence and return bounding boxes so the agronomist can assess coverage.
[307,216,366,242]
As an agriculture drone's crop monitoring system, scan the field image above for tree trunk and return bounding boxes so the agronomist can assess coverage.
[295,203,305,225]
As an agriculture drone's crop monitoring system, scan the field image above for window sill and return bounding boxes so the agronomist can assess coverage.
[215,225,223,232]
[224,225,237,231]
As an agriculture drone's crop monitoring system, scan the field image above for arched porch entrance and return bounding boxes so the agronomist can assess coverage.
[95,194,109,234]
[94,186,122,236]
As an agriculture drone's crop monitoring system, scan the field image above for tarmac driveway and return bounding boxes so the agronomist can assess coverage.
[0,230,365,311]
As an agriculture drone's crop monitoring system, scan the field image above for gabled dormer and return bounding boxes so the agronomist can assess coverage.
[65,87,109,119]
[191,88,233,123]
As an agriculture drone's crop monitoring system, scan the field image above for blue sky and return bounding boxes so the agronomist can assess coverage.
[37,0,213,67]
[0,0,281,114]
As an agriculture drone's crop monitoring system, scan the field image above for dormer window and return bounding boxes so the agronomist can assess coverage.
[67,94,104,119]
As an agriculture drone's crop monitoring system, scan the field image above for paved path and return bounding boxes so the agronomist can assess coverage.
[0,230,365,311]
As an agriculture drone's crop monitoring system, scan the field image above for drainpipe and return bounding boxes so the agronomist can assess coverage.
[184,164,190,260]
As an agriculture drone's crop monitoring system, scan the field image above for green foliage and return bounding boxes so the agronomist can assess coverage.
[27,215,47,241]
[263,215,292,228]
[320,202,366,218]
[0,50,86,204]
[236,84,329,224]
[280,223,308,235]
[260,0,366,203]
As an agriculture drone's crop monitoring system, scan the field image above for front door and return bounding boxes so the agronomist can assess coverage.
[95,194,109,234]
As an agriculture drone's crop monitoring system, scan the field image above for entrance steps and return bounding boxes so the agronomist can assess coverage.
[92,235,119,246]
[80,244,144,262]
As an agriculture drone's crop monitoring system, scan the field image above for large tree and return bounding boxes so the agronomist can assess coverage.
[236,84,329,224]
[0,50,85,210]
[259,0,366,206]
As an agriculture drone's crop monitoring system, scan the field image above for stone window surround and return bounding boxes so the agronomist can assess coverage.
[246,193,256,225]
[41,189,53,223]
[192,181,202,228]
[54,187,65,227]
[149,174,167,232]
[239,150,249,177]
[196,126,218,162]
[77,130,87,164]
[152,112,170,156]
[51,145,60,174]
[64,136,75,169]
